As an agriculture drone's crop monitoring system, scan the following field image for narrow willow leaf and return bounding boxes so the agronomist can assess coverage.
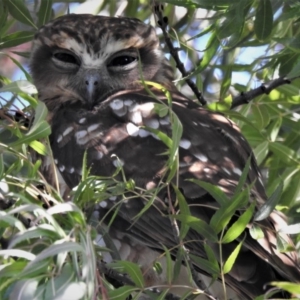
[269,142,299,165]
[37,0,53,26]
[108,286,137,300]
[188,179,228,206]
[204,243,220,273]
[223,240,243,274]
[252,104,270,130]
[4,0,37,28]
[254,181,283,221]
[0,261,27,278]
[254,0,273,41]
[270,282,300,294]
[210,188,249,233]
[222,203,255,243]
[29,140,48,156]
[249,224,264,239]
[110,261,144,288]
[0,249,35,261]
[162,245,173,284]
[190,254,219,275]
[0,31,34,49]
[173,214,218,242]
[253,141,269,165]
[172,184,190,239]
[25,242,84,269]
[9,279,38,300]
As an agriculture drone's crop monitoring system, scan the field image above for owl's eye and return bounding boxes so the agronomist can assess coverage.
[52,51,80,70]
[108,55,137,67]
[54,52,78,64]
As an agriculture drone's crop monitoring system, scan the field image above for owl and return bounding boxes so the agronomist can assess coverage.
[29,14,300,299]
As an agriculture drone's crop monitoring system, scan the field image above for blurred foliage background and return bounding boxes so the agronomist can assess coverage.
[1,0,300,299]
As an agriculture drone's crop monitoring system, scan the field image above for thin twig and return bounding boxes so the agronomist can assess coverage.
[153,3,207,106]
[231,76,294,109]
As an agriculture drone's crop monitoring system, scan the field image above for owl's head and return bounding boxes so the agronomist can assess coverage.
[30,14,176,110]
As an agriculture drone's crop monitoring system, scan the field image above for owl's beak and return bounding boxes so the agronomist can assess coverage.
[85,72,101,108]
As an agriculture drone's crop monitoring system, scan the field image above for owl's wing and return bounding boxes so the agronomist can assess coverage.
[46,89,300,299]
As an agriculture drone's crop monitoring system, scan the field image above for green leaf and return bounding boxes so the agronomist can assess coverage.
[108,286,137,300]
[253,141,269,165]
[192,32,219,76]
[222,203,255,243]
[0,31,34,49]
[254,181,283,221]
[162,245,173,284]
[188,179,229,206]
[287,59,300,79]
[270,282,300,294]
[190,254,219,275]
[173,214,218,242]
[37,0,53,26]
[9,279,39,300]
[249,224,264,239]
[223,240,243,274]
[109,261,144,288]
[252,103,270,130]
[269,142,300,165]
[254,0,273,41]
[0,249,35,261]
[210,188,249,233]
[4,0,37,28]
[25,242,84,270]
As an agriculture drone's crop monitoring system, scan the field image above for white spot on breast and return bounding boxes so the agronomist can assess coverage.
[87,124,99,132]
[130,111,142,124]
[75,130,87,139]
[100,201,107,208]
[59,165,65,172]
[69,167,75,174]
[126,122,139,136]
[112,239,122,251]
[233,168,242,176]
[119,243,131,260]
[62,127,73,136]
[222,167,231,175]
[57,135,63,143]
[124,99,134,106]
[140,103,155,117]
[110,99,124,110]
[79,118,86,124]
[159,116,170,126]
[113,159,124,168]
[144,118,159,129]
[179,139,191,149]
[199,122,210,128]
[138,129,150,137]
[113,106,127,117]
[75,130,89,145]
[94,151,103,160]
[193,153,208,162]
[95,234,105,247]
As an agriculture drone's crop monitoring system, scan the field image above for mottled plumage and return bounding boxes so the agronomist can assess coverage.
[30,14,300,299]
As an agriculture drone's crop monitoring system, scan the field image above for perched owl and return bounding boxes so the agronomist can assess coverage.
[30,14,300,299]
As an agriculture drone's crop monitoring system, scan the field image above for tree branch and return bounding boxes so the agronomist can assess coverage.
[153,3,207,106]
[231,76,294,109]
